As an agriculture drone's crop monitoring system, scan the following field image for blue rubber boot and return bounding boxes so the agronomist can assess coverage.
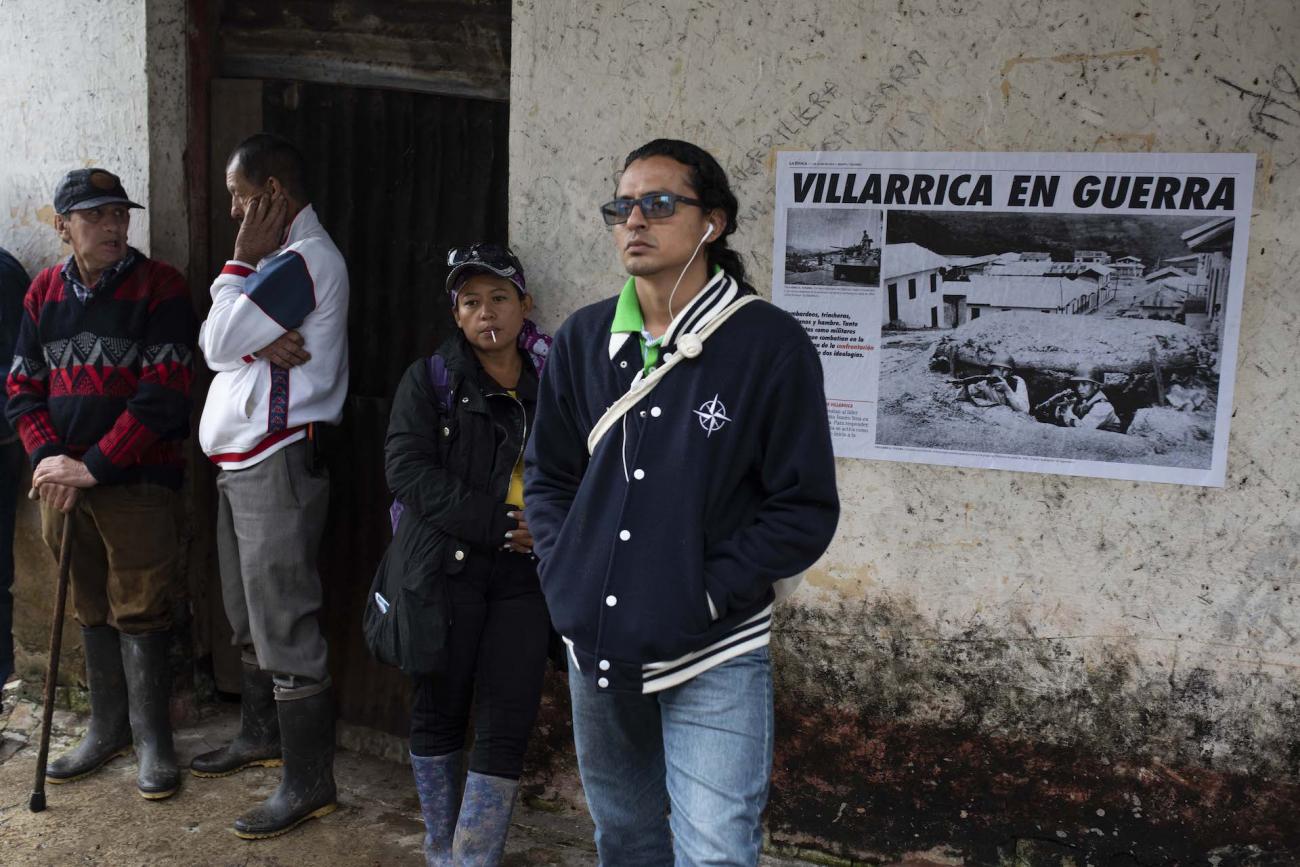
[411,751,461,866]
[452,771,518,866]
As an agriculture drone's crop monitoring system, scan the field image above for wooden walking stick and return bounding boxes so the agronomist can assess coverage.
[29,503,74,813]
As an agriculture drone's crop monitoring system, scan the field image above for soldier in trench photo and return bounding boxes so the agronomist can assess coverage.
[956,354,1030,414]
[524,139,840,864]
[1055,365,1123,433]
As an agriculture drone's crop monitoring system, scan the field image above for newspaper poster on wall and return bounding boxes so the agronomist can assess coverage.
[771,151,1254,487]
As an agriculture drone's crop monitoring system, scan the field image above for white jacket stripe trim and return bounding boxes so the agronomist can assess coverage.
[640,633,771,694]
[642,605,773,676]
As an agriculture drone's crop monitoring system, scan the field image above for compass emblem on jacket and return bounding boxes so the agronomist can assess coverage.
[694,394,731,437]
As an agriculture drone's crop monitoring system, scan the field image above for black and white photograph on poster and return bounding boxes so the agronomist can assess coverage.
[770,150,1255,486]
[875,211,1231,473]
[783,208,883,287]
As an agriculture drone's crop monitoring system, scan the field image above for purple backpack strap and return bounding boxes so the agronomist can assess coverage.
[390,354,454,535]
[426,353,452,411]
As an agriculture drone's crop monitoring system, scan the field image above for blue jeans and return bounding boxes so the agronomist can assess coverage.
[568,646,774,866]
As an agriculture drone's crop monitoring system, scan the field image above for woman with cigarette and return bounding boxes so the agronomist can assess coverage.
[382,244,552,865]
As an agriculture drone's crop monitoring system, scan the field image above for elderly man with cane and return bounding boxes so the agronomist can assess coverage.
[5,168,196,800]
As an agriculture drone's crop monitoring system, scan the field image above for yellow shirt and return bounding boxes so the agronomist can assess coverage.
[506,390,526,507]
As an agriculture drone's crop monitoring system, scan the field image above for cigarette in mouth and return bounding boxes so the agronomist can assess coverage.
[490,330,497,343]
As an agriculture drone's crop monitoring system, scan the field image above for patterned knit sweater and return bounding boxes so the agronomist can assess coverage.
[5,249,195,489]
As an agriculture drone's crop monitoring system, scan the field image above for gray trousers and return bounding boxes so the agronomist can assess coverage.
[216,441,330,699]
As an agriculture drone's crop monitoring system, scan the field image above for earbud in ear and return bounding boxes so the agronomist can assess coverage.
[703,224,715,239]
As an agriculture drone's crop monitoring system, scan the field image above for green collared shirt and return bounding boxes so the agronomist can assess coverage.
[610,277,664,375]
[610,269,722,375]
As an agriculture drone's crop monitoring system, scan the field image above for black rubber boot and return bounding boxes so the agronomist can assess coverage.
[234,688,337,839]
[191,663,281,777]
[121,631,180,800]
[46,626,131,783]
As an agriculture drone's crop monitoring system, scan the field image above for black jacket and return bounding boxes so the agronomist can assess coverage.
[525,272,839,693]
[0,248,31,441]
[367,333,537,674]
[386,334,536,546]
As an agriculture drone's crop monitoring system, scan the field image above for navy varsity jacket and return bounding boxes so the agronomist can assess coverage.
[524,272,839,694]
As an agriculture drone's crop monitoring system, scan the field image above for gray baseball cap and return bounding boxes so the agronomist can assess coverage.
[53,168,144,215]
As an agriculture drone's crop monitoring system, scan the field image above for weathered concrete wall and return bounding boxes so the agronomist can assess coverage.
[510,1,1300,860]
[0,0,187,280]
[0,0,189,684]
[1,0,148,269]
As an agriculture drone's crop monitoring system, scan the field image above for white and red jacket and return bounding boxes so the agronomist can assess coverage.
[198,204,349,469]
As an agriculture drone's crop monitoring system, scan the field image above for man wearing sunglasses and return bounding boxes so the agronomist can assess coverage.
[526,140,839,864]
[195,133,349,839]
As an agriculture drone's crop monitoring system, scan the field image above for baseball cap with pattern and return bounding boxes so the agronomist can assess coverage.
[53,169,144,215]
[445,243,526,302]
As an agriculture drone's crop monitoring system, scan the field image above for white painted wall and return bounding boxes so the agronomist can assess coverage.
[510,0,1300,776]
[0,0,187,276]
[886,268,943,328]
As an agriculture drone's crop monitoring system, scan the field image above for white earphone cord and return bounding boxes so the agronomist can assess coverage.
[667,224,714,320]
[623,223,711,483]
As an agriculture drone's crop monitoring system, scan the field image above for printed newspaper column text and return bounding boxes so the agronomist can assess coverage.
[792,308,876,444]
[792,310,874,361]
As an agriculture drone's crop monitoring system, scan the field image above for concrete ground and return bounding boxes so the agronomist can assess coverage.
[0,682,823,867]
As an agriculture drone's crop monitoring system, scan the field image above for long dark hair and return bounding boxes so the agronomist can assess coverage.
[622,139,751,288]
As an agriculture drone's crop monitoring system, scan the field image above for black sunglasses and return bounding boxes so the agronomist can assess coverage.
[599,193,706,226]
[447,243,519,272]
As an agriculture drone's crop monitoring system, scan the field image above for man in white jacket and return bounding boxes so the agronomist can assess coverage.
[194,133,349,839]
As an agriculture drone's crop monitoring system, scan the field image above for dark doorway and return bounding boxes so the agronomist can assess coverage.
[888,283,899,323]
[942,294,967,328]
